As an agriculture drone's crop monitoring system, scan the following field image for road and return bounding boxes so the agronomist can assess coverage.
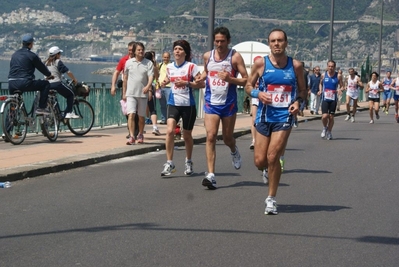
[0,110,398,267]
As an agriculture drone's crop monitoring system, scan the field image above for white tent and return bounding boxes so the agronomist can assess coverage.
[232,41,271,66]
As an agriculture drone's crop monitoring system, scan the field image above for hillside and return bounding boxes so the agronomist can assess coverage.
[0,0,398,68]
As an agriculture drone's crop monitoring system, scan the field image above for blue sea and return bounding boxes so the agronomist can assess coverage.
[0,59,114,84]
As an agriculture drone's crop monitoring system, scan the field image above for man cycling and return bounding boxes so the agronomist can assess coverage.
[8,33,54,114]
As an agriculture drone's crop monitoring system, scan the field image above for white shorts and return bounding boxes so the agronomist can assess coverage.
[347,90,359,100]
[126,97,147,117]
[251,97,259,106]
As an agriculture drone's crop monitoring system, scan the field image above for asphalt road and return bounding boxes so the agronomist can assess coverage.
[0,110,398,267]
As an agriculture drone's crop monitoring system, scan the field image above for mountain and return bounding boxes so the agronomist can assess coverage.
[0,0,398,68]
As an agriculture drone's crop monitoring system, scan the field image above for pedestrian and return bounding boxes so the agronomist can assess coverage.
[245,28,307,214]
[8,34,54,115]
[344,68,363,123]
[111,41,136,139]
[123,42,154,145]
[319,60,344,140]
[196,26,248,190]
[158,52,172,124]
[309,66,321,115]
[381,71,393,114]
[44,46,80,119]
[365,72,384,124]
[159,40,204,176]
[144,51,161,135]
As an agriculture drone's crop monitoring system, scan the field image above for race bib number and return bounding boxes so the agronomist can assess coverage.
[348,83,357,92]
[384,85,390,91]
[209,71,229,94]
[267,84,292,107]
[324,89,335,101]
[170,76,188,93]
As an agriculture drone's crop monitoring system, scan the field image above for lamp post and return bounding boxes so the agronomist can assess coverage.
[208,0,215,51]
[377,0,384,75]
[328,0,335,61]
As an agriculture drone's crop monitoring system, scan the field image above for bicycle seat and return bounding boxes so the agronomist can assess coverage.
[12,90,23,95]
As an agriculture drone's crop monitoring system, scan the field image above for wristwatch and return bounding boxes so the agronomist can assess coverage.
[295,97,304,104]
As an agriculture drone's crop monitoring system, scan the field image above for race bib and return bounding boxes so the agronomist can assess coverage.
[384,84,390,91]
[324,89,336,101]
[209,71,229,94]
[267,84,292,107]
[170,76,188,93]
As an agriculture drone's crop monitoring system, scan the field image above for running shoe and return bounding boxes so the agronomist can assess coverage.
[249,142,254,150]
[345,114,351,121]
[265,197,278,215]
[369,120,374,124]
[321,127,327,138]
[152,128,161,136]
[293,121,298,128]
[280,159,285,172]
[184,161,193,176]
[351,116,355,123]
[395,114,399,123]
[126,136,135,145]
[202,173,217,190]
[382,106,386,112]
[65,111,80,119]
[231,146,242,170]
[376,113,380,120]
[262,168,268,184]
[137,134,144,143]
[161,162,176,176]
[385,110,389,115]
[326,131,333,140]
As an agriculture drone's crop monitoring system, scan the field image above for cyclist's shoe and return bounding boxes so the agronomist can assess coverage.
[137,134,144,143]
[126,137,135,145]
[161,162,176,176]
[265,197,278,215]
[35,108,50,115]
[65,112,80,119]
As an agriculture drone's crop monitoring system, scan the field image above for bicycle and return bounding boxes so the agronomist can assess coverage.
[0,90,58,145]
[48,80,94,136]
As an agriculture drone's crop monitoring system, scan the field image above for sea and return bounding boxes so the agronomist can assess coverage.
[0,59,115,84]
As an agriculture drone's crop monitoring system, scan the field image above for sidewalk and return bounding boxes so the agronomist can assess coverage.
[0,102,369,182]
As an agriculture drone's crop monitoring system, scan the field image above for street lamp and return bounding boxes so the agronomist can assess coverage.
[377,0,384,75]
[208,0,215,50]
[328,0,335,61]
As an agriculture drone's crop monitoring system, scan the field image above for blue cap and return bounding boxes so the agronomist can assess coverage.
[22,34,34,43]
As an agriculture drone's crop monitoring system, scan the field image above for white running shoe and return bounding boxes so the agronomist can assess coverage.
[161,162,176,176]
[350,116,355,123]
[376,113,380,120]
[202,173,217,190]
[231,146,242,170]
[184,161,193,176]
[262,169,268,184]
[345,114,351,121]
[321,127,327,138]
[265,197,278,215]
[369,120,374,124]
[326,131,332,140]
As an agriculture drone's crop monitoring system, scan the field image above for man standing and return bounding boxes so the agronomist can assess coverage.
[245,28,307,215]
[309,66,321,115]
[344,68,363,122]
[123,42,154,145]
[158,52,172,124]
[8,34,54,114]
[319,60,343,140]
[111,41,136,138]
[197,26,248,190]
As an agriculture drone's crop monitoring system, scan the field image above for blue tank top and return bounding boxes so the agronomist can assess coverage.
[256,56,297,123]
[321,71,339,102]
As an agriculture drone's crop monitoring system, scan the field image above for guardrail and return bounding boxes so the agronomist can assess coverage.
[0,81,249,134]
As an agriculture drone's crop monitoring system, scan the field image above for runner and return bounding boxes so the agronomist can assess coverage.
[382,71,393,115]
[245,28,307,214]
[365,72,384,124]
[319,60,343,140]
[390,74,399,123]
[344,68,363,123]
[196,26,248,190]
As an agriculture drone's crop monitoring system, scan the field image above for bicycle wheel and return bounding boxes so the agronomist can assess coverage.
[67,99,94,136]
[1,99,28,145]
[40,104,58,142]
